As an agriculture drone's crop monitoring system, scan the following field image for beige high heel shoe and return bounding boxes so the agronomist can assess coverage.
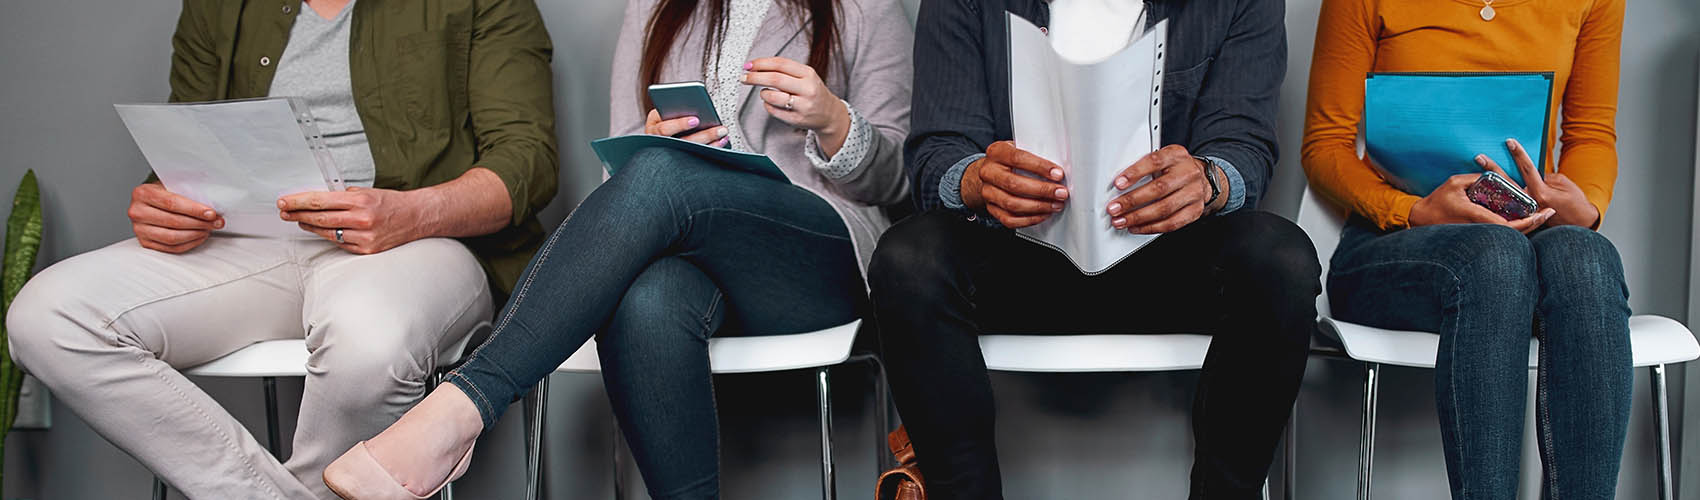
[323,440,475,500]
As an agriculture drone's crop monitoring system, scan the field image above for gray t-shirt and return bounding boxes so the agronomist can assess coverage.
[268,1,376,188]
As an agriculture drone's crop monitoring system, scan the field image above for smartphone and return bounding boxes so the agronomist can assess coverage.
[1466,171,1538,220]
[648,82,723,136]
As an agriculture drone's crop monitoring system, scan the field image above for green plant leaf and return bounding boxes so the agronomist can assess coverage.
[0,169,44,492]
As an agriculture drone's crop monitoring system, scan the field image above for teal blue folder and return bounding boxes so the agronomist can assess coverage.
[1363,72,1554,195]
[590,134,789,183]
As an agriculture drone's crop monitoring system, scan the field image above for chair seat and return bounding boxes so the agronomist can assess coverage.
[1323,314,1699,369]
[555,320,861,374]
[184,339,313,378]
[183,326,481,378]
[978,334,1213,373]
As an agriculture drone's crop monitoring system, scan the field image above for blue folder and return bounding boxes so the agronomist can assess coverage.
[591,134,789,183]
[1363,72,1554,195]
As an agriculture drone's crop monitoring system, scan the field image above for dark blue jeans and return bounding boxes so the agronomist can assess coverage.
[1328,219,1632,499]
[446,148,865,500]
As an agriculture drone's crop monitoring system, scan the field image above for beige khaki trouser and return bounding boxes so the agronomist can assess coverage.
[5,235,493,500]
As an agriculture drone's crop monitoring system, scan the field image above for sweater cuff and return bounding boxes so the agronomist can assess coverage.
[1202,155,1246,215]
[804,100,874,180]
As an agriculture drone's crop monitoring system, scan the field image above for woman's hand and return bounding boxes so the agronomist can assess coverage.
[1409,174,1554,233]
[1476,138,1600,229]
[742,57,852,155]
[644,109,729,147]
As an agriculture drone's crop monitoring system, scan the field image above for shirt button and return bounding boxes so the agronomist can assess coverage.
[282,4,291,13]
[260,56,272,67]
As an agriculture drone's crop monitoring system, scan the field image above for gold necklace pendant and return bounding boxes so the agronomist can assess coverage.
[1480,4,1496,20]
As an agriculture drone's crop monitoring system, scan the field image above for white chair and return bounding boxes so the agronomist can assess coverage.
[522,319,883,500]
[149,333,478,500]
[1294,187,1700,500]
[979,334,1288,500]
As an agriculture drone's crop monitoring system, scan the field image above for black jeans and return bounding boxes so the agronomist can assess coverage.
[868,209,1320,500]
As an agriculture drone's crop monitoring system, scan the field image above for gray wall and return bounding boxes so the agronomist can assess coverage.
[2,0,1696,499]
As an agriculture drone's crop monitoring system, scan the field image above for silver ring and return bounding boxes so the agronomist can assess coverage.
[334,228,344,244]
[785,95,795,111]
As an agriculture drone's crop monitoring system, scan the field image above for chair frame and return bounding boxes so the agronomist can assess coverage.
[521,323,889,500]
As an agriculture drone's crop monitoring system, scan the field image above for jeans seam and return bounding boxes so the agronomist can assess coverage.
[445,371,497,425]
[688,207,853,241]
[699,291,724,334]
[447,211,570,403]
[1537,319,1558,497]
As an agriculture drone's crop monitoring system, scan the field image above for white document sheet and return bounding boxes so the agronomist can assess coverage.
[1008,13,1166,275]
[115,98,346,238]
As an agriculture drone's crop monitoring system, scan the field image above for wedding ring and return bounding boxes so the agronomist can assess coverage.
[334,228,345,244]
[785,95,795,111]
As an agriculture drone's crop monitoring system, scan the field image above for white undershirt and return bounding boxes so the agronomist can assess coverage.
[1048,0,1146,64]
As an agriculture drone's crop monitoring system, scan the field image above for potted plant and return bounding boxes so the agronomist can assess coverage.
[0,170,44,494]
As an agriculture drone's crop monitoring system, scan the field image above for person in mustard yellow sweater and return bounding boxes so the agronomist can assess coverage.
[1301,0,1629,497]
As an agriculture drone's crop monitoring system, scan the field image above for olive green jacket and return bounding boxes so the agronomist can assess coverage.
[167,0,559,296]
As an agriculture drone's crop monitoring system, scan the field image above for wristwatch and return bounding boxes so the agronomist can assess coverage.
[1194,155,1221,210]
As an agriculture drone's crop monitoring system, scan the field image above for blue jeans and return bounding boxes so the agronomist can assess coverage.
[1328,219,1632,499]
[447,148,865,500]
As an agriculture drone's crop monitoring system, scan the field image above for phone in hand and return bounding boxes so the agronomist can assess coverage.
[648,82,723,137]
[1466,171,1538,220]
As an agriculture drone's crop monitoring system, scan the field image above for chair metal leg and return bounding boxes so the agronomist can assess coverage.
[524,377,550,500]
[1651,365,1674,500]
[263,376,282,460]
[1357,363,1380,500]
[815,366,837,500]
[865,356,894,472]
[152,477,168,500]
[1284,403,1297,500]
[612,414,626,500]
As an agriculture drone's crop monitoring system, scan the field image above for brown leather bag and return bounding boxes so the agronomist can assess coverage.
[876,426,926,500]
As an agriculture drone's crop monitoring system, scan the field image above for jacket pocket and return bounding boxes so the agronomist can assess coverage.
[1161,57,1213,142]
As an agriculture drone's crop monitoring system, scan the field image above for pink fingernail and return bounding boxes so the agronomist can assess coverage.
[744,62,753,70]
[205,210,217,219]
[1115,177,1129,189]
[1113,217,1127,227]
[1054,188,1068,200]
[1050,168,1063,180]
[1108,203,1123,214]
[1051,203,1064,211]
[688,117,700,127]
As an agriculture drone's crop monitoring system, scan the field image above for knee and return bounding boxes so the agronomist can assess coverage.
[5,262,107,376]
[868,212,962,303]
[1530,226,1625,292]
[1446,224,1537,292]
[602,260,718,353]
[1221,211,1322,300]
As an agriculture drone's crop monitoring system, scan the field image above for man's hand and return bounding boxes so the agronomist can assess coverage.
[962,141,1068,228]
[1104,145,1222,234]
[1477,138,1599,229]
[129,183,223,253]
[1409,173,1554,232]
[279,187,432,255]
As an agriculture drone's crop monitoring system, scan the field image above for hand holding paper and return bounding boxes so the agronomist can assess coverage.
[962,141,1069,228]
[127,183,224,253]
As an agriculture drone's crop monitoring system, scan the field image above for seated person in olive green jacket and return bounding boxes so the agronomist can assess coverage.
[3,0,557,498]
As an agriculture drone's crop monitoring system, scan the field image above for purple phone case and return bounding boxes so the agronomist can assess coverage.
[1466,171,1537,220]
